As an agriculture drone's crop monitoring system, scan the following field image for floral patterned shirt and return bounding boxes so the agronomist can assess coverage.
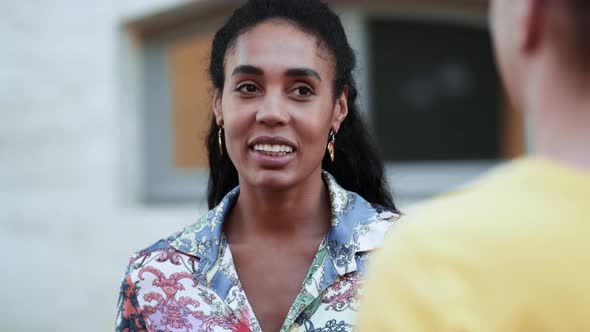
[116,172,400,332]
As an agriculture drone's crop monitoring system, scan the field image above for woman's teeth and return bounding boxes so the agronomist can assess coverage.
[253,144,294,156]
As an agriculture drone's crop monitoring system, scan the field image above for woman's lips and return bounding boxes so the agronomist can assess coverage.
[248,136,297,168]
[252,143,294,156]
[248,136,297,150]
[250,149,296,168]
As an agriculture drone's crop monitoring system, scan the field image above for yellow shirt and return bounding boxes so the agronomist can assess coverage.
[358,158,590,332]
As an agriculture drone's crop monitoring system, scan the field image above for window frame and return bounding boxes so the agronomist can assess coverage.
[340,2,526,207]
[119,0,527,207]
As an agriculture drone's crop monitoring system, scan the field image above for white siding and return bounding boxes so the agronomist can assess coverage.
[0,1,202,331]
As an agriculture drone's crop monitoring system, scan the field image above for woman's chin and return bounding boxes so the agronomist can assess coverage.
[247,171,296,191]
[237,163,322,192]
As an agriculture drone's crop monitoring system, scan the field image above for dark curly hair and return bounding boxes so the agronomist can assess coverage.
[205,0,396,211]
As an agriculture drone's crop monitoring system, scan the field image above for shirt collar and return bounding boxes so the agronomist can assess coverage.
[170,171,399,278]
[322,171,399,275]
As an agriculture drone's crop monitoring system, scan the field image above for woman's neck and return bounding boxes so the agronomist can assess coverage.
[226,170,332,243]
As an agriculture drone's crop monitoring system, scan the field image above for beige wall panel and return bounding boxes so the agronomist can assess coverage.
[169,34,213,168]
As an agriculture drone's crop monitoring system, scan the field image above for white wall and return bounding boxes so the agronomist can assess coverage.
[0,1,204,331]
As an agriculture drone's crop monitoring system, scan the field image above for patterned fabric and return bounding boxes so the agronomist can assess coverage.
[116,172,400,332]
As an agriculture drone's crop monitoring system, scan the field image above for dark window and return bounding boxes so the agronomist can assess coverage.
[370,20,501,161]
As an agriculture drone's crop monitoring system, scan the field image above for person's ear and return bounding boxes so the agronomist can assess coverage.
[520,0,543,53]
[212,90,224,127]
[330,87,349,133]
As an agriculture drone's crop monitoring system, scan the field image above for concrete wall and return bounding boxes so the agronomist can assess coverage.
[0,1,204,331]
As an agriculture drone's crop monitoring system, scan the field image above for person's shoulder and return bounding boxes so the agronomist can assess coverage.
[366,187,505,295]
[365,201,403,239]
[121,211,212,277]
[397,161,526,232]
[342,199,403,261]
[324,170,402,238]
[369,202,402,224]
[375,161,546,269]
[116,212,211,328]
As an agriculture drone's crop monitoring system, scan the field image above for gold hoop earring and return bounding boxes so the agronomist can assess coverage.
[327,130,336,162]
[218,127,224,155]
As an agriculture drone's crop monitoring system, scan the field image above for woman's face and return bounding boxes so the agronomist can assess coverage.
[214,20,348,191]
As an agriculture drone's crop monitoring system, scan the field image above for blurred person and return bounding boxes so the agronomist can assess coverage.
[116,1,400,331]
[358,0,590,331]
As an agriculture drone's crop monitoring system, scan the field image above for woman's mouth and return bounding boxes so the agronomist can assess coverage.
[248,137,297,168]
[251,144,294,157]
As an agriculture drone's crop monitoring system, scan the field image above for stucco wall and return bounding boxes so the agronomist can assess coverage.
[0,1,204,331]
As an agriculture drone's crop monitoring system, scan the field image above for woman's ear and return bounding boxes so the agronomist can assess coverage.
[212,90,224,127]
[331,86,349,133]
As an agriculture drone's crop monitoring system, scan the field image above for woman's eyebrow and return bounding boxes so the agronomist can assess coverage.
[231,65,264,77]
[231,65,321,82]
[285,68,322,82]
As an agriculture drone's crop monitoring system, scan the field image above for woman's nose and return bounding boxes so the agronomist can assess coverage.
[255,89,290,126]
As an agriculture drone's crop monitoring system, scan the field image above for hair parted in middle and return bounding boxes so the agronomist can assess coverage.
[205,0,397,212]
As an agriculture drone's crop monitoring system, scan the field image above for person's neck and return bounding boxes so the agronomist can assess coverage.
[526,60,590,171]
[227,169,331,243]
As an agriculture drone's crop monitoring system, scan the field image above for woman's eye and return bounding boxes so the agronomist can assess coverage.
[236,83,259,93]
[292,86,314,97]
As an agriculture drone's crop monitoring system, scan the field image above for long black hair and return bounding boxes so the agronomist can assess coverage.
[206,0,396,211]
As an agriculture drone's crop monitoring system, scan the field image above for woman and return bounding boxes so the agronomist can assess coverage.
[116,1,399,331]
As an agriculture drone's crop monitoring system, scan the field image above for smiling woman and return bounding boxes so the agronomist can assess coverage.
[117,1,399,332]
[214,20,349,196]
